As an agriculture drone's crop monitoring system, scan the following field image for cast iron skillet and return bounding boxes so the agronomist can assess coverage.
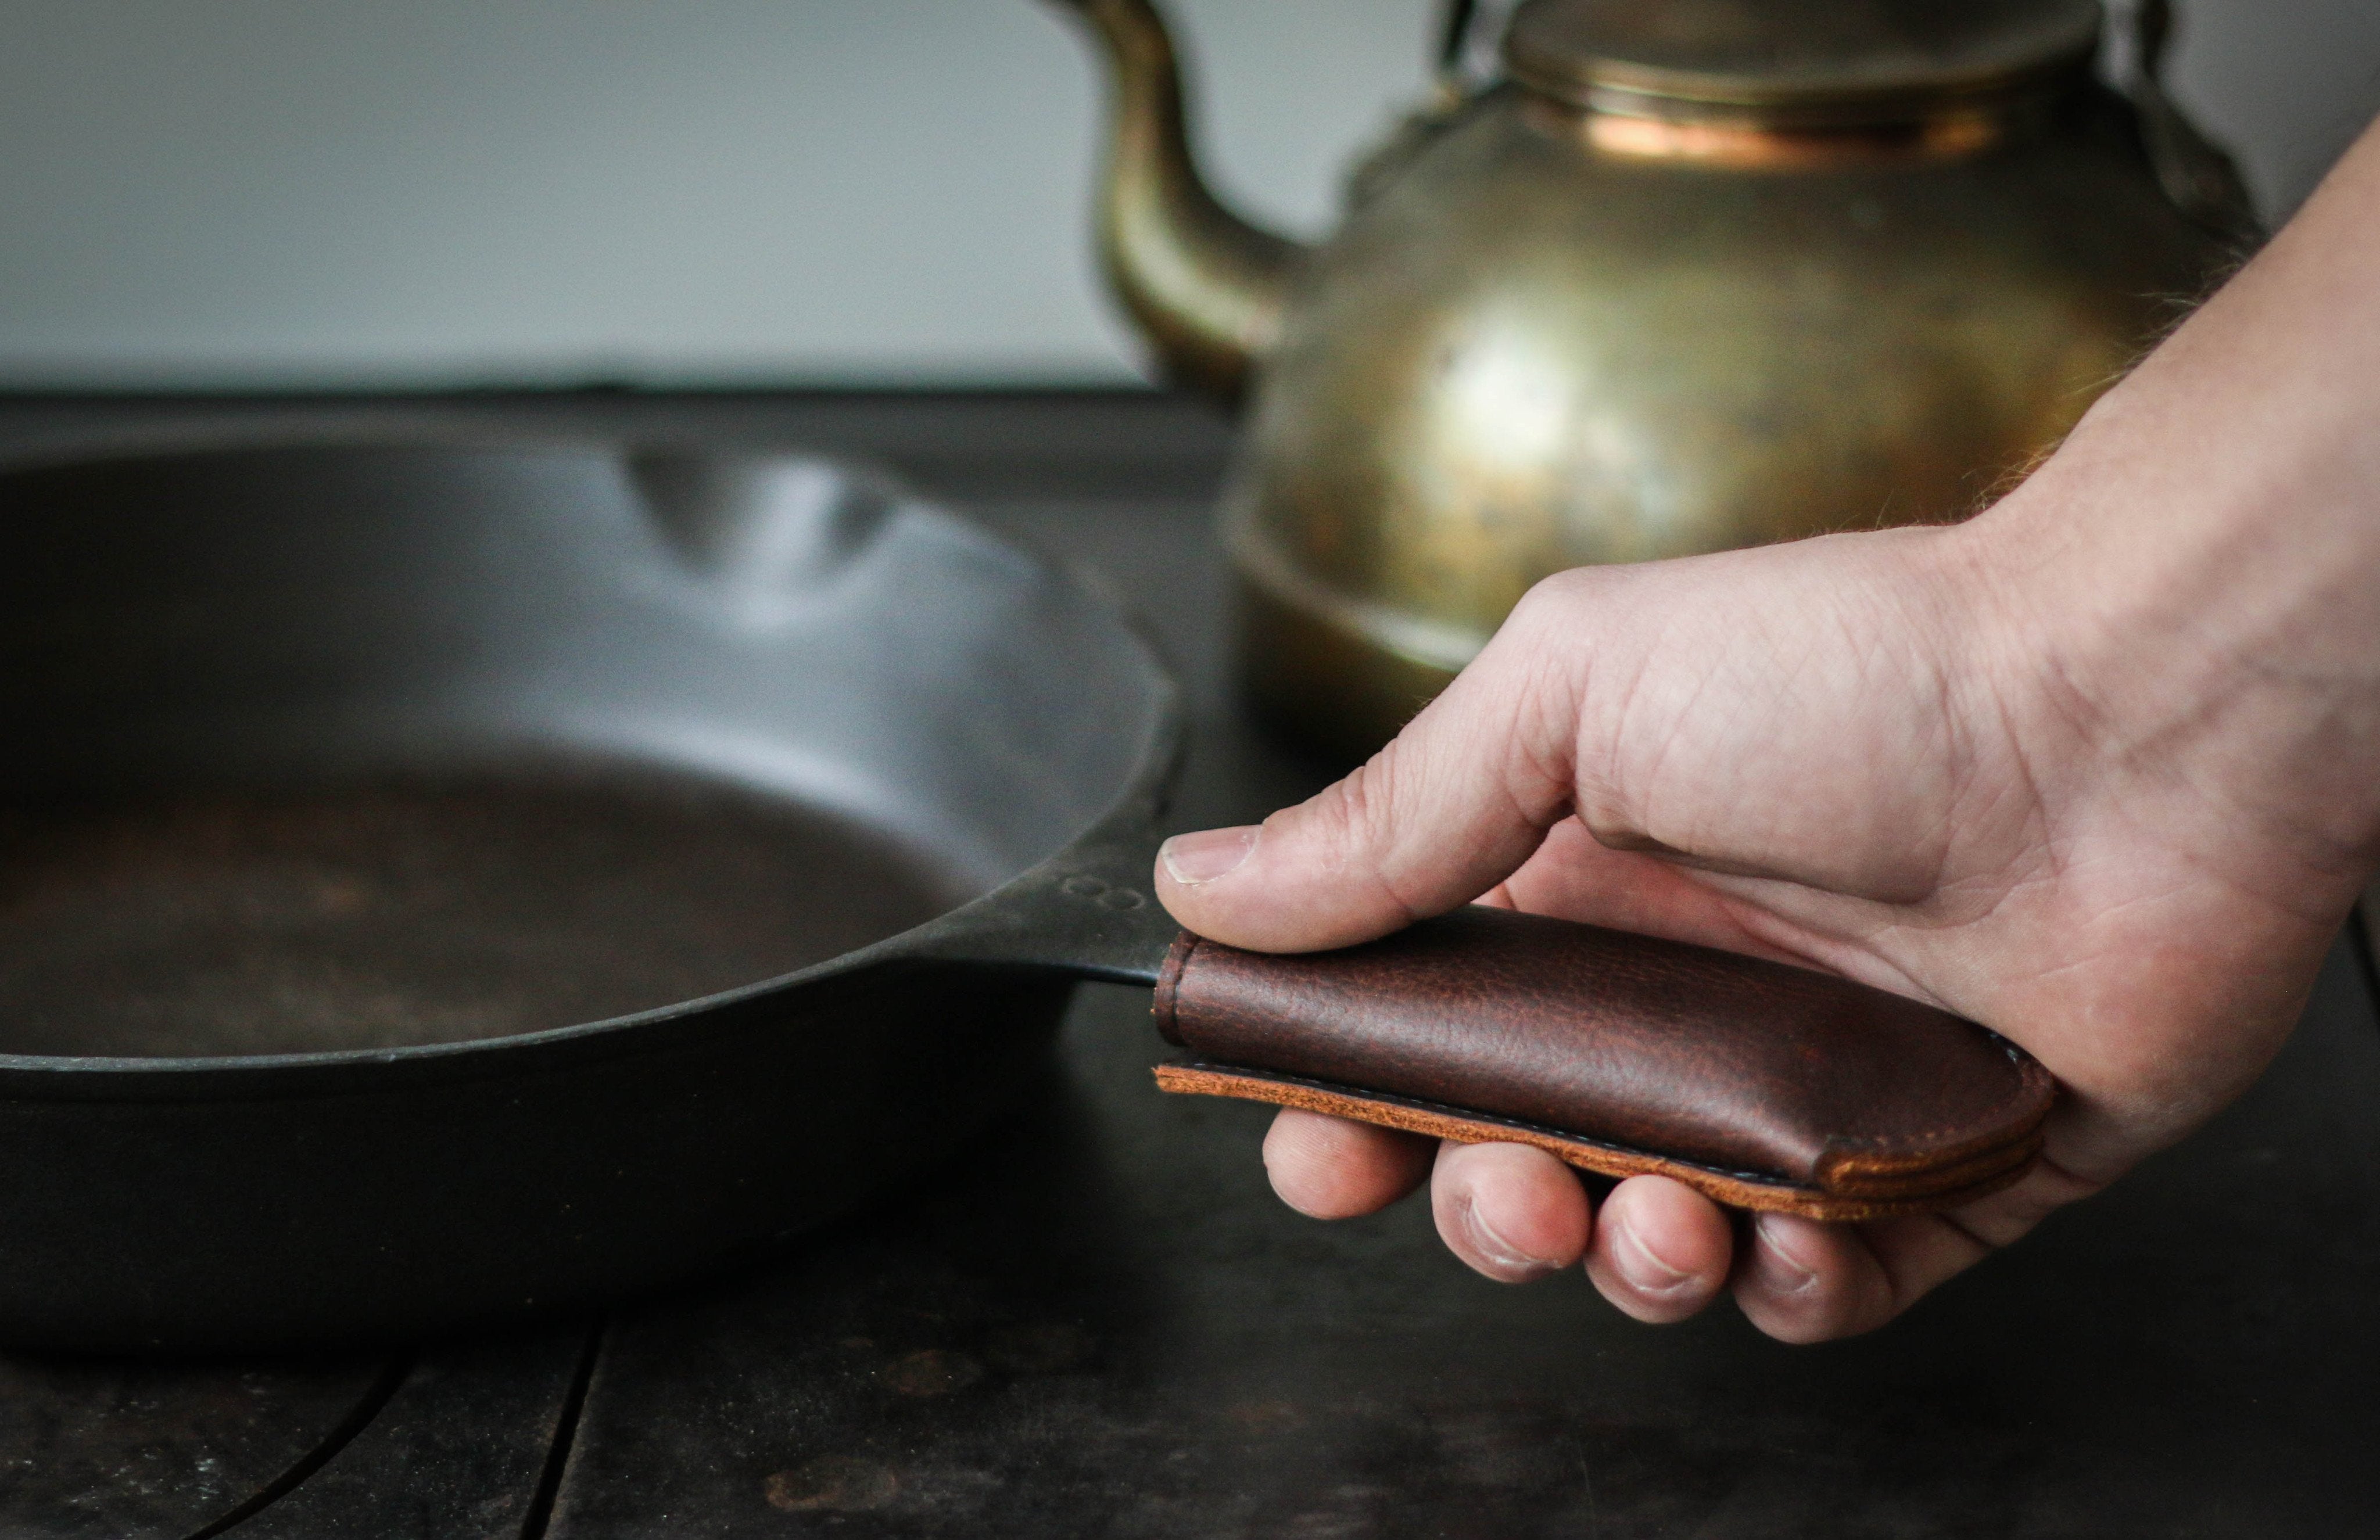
[0,439,1187,1352]
[0,437,2054,1354]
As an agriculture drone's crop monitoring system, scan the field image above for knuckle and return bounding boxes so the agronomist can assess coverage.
[1296,756,1390,863]
[1508,566,1600,627]
[1493,574,1597,684]
[1288,754,1425,922]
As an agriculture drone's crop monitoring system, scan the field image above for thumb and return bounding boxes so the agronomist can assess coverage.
[1154,593,1586,952]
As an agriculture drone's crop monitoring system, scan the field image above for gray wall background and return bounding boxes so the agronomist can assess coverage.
[0,0,2373,389]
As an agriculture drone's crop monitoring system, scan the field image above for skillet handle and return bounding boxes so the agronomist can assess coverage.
[1150,906,2056,1220]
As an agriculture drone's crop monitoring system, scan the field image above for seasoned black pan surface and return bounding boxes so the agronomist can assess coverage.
[0,773,964,1058]
[0,439,1180,1352]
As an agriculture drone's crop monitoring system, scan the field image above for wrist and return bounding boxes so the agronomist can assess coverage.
[1951,394,2380,899]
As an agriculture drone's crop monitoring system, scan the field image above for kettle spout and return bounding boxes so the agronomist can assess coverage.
[1046,0,1301,404]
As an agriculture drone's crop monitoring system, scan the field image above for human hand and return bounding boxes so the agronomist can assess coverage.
[1157,517,2360,1340]
[1152,120,2380,1340]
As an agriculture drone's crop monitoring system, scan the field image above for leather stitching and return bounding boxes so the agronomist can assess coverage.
[1175,1057,1813,1191]
[1813,1034,2055,1155]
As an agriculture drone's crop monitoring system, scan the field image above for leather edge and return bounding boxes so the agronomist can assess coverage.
[1150,930,1200,1046]
[1813,1042,2059,1197]
[1153,1060,2042,1221]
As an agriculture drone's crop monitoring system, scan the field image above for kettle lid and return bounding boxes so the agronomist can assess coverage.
[1503,0,2103,123]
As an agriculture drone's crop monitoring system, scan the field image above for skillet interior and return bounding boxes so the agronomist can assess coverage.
[0,440,1169,1060]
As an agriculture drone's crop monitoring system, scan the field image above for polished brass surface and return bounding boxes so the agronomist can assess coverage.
[1045,0,1297,403]
[1050,0,2249,762]
[1578,102,2010,167]
[1505,0,2103,121]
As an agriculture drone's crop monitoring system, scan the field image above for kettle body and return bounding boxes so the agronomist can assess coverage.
[1049,0,2248,759]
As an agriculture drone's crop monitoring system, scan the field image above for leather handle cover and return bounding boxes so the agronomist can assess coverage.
[1151,906,2056,1220]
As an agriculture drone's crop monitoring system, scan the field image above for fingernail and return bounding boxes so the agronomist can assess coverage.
[1750,1216,1820,1297]
[1465,1201,1557,1281]
[1159,825,1259,885]
[1610,1217,1695,1297]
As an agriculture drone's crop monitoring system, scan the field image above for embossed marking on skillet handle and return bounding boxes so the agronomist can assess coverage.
[1149,906,2058,1221]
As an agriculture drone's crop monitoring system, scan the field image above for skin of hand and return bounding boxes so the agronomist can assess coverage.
[1152,119,2380,1343]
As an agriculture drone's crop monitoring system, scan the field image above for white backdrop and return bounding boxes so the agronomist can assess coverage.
[0,0,2371,389]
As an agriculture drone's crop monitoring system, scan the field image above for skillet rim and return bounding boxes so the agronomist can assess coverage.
[0,432,1187,1093]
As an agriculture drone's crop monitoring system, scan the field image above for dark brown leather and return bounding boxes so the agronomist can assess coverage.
[1152,907,2056,1219]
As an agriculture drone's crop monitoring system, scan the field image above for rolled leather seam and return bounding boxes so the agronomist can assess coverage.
[1153,1060,2044,1220]
[1151,907,2057,1215]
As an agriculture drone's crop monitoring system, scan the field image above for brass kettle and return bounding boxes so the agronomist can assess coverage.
[1049,0,2250,760]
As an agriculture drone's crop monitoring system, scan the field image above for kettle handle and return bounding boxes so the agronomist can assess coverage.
[2126,0,2260,243]
[1436,0,1477,74]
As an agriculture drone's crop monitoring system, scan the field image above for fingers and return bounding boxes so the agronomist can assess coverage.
[1264,1119,2092,1343]
[1585,1175,1732,1323]
[1261,1108,1433,1218]
[1492,817,1829,968]
[1153,580,1590,952]
[1411,1153,2019,1342]
[1730,1154,2102,1342]
[1732,1214,1906,1342]
[1428,1142,1592,1282]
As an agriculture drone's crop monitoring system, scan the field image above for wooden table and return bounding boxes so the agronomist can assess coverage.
[1,392,2374,1538]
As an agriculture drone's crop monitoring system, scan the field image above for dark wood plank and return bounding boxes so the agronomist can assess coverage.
[223,1325,592,1539]
[542,942,2380,1540]
[0,388,1235,508]
[0,1354,396,1539]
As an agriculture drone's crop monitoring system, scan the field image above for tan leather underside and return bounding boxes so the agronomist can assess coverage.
[1155,1061,2041,1222]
